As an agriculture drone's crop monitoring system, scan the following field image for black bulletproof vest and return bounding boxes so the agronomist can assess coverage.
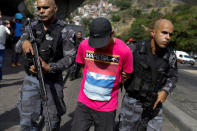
[32,20,64,63]
[24,20,65,76]
[126,41,170,100]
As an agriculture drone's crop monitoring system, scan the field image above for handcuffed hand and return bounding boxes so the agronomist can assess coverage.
[22,40,34,55]
[153,90,168,109]
[121,72,130,84]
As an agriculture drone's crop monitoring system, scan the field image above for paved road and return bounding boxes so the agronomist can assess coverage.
[0,50,181,131]
[0,75,180,131]
[168,64,197,120]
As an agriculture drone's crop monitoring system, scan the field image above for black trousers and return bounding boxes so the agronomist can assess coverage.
[71,102,116,131]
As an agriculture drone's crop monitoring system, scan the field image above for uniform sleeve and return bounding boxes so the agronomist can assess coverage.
[162,52,178,95]
[76,40,85,64]
[15,25,30,53]
[123,47,133,73]
[49,27,76,73]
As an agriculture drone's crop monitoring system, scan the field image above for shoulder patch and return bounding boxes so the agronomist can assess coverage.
[61,27,75,43]
[169,52,177,68]
[31,20,39,27]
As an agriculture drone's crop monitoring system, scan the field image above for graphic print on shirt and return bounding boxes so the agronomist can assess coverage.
[84,50,120,101]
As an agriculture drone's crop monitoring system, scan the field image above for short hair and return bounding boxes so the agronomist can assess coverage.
[49,0,56,5]
[154,19,173,30]
[37,0,56,5]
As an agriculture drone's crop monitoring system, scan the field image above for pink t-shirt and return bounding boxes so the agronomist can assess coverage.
[76,38,133,112]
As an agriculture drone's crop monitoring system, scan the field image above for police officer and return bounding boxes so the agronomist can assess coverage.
[119,19,178,131]
[16,0,76,130]
[75,31,84,49]
[69,31,84,80]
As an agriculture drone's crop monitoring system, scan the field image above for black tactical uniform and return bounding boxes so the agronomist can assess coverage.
[119,41,177,131]
[67,36,84,81]
[16,19,76,131]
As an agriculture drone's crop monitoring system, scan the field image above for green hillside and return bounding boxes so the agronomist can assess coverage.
[109,0,197,53]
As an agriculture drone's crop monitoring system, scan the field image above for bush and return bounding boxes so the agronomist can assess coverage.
[111,14,121,22]
[132,9,142,18]
[113,0,131,10]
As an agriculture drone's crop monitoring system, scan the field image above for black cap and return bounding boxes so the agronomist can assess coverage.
[89,17,112,48]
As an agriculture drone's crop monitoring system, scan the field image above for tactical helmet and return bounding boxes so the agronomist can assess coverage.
[15,13,23,20]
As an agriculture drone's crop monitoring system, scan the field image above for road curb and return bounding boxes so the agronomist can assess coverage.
[163,100,197,131]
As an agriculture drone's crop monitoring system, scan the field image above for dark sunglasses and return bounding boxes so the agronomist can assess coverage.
[37,6,50,10]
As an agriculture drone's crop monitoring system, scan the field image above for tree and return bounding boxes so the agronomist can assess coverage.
[129,21,149,42]
[81,17,92,37]
[112,0,131,10]
[148,9,162,19]
[169,4,197,53]
[111,14,121,22]
[120,17,150,42]
[132,9,142,18]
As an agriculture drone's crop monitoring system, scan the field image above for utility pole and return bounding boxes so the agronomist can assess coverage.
[98,0,102,17]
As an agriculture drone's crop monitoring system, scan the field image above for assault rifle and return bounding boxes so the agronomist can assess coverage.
[137,72,166,131]
[27,18,52,131]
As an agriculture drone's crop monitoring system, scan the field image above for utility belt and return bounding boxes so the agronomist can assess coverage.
[127,90,158,104]
[127,91,141,101]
